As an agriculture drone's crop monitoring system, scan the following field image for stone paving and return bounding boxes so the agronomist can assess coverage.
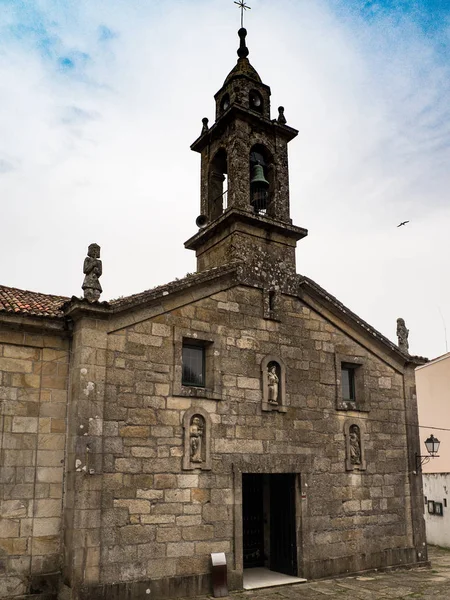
[198,546,450,600]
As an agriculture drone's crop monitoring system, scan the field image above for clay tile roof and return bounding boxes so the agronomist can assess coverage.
[0,285,69,318]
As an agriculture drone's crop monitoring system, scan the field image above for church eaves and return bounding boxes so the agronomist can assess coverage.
[0,285,68,318]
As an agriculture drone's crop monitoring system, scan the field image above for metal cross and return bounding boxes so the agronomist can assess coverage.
[234,0,251,28]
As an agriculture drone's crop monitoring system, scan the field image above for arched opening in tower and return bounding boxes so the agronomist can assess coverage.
[208,148,228,220]
[249,144,274,216]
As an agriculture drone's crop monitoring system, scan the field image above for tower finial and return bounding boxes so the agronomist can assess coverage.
[237,27,249,59]
[234,0,251,29]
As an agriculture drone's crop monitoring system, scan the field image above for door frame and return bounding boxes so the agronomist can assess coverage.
[233,458,308,581]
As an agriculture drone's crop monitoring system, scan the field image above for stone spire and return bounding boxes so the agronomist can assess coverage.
[397,317,409,353]
[82,243,103,302]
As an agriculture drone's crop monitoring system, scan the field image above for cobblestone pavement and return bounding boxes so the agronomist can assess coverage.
[198,546,450,600]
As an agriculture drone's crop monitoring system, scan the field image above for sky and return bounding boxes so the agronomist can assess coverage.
[0,0,449,360]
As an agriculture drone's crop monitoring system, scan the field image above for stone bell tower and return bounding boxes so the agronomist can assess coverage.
[185,28,307,279]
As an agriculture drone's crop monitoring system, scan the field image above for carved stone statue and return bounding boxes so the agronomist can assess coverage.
[396,317,409,353]
[349,425,361,465]
[190,416,204,463]
[277,106,287,125]
[82,243,102,303]
[201,117,209,135]
[267,364,279,405]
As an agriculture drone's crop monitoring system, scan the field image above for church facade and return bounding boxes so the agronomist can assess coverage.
[0,27,426,600]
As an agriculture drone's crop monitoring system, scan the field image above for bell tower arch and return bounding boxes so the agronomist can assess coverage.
[186,28,307,277]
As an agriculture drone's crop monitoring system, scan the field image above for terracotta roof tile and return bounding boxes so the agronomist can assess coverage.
[0,285,68,318]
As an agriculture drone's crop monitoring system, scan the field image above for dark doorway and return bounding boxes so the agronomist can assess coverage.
[242,474,264,568]
[270,474,298,576]
[242,473,297,576]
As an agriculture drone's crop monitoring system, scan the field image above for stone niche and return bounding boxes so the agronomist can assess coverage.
[344,420,367,471]
[261,355,287,413]
[182,407,212,470]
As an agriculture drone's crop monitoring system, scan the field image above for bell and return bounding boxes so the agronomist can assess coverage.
[250,164,269,188]
[250,164,269,213]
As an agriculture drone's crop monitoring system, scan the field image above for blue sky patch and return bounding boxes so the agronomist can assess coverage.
[98,25,117,42]
[58,56,74,70]
[57,51,90,72]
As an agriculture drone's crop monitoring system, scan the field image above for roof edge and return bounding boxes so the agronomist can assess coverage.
[299,276,415,365]
[415,351,449,370]
[109,264,240,314]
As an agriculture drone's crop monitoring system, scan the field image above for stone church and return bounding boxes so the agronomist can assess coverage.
[0,26,427,600]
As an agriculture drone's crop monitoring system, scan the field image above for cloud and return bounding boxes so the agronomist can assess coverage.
[0,158,18,173]
[0,0,448,359]
[60,106,100,125]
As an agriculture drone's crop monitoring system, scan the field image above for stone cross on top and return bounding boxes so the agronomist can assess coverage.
[234,0,251,28]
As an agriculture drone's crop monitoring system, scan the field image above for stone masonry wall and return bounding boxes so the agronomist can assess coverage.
[0,326,69,598]
[94,283,415,592]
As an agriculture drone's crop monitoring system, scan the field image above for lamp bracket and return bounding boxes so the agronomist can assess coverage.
[415,453,439,473]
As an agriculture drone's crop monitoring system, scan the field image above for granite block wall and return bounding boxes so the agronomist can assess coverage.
[87,284,418,592]
[0,327,69,598]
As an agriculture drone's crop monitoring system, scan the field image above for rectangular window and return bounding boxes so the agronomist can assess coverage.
[341,366,356,402]
[182,344,205,387]
[335,354,367,411]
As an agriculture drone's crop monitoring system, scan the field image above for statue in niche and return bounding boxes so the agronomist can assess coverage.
[267,363,280,405]
[190,415,204,463]
[349,425,361,465]
[82,243,103,302]
[396,317,409,353]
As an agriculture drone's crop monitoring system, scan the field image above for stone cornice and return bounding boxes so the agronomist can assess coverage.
[62,297,111,321]
[184,208,307,252]
[0,311,69,335]
[191,105,298,153]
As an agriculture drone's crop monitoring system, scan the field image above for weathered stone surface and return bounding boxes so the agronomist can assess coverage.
[0,36,425,600]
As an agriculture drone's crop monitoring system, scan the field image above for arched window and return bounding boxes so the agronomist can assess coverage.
[208,149,228,220]
[220,93,230,113]
[249,90,263,114]
[249,144,274,215]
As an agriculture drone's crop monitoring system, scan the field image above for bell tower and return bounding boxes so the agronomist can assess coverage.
[185,28,307,278]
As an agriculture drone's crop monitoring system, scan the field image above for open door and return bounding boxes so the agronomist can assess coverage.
[242,474,265,568]
[269,473,297,576]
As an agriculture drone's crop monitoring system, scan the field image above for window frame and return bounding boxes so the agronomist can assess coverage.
[335,353,368,412]
[173,327,222,400]
[341,364,356,403]
[182,343,206,388]
[435,502,444,516]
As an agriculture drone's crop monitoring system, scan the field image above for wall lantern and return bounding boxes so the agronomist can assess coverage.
[416,434,440,472]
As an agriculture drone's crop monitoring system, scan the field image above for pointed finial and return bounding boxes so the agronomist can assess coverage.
[201,117,209,135]
[237,28,249,59]
[277,106,287,125]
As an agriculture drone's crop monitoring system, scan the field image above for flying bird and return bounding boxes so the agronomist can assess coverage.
[397,221,410,228]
